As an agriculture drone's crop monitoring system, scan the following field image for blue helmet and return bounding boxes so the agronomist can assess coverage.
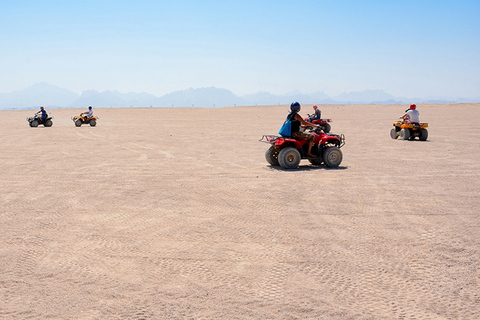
[290,101,301,113]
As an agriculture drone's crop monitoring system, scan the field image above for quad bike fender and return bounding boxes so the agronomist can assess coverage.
[311,119,332,125]
[317,133,344,147]
[393,121,403,127]
[400,123,428,129]
[322,137,341,147]
[274,137,304,149]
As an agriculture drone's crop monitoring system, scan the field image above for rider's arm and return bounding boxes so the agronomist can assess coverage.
[295,114,317,127]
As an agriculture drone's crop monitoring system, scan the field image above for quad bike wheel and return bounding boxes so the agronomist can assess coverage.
[89,119,96,126]
[31,120,39,127]
[323,146,343,168]
[45,120,53,127]
[390,127,399,139]
[323,123,331,133]
[420,129,428,141]
[278,147,301,169]
[265,146,280,166]
[399,128,410,140]
[75,119,82,127]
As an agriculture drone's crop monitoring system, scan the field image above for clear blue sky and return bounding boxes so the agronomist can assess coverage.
[1,0,479,98]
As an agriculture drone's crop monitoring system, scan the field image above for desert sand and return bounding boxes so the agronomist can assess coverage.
[1,103,479,319]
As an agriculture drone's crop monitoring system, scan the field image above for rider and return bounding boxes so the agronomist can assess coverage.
[80,106,94,119]
[402,104,420,124]
[308,105,322,122]
[35,106,47,123]
[288,101,319,157]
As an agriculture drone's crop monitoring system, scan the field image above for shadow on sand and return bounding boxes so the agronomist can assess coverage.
[267,165,349,172]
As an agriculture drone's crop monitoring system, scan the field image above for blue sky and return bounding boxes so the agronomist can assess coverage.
[1,0,479,98]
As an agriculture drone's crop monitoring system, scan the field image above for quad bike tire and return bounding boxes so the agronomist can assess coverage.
[75,120,82,127]
[323,146,343,168]
[265,146,280,166]
[89,119,96,126]
[278,147,301,169]
[420,129,428,141]
[400,128,410,140]
[44,120,53,127]
[323,123,331,133]
[390,127,399,139]
[31,120,39,127]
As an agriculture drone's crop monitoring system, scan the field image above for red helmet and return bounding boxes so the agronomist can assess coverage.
[410,104,416,110]
[313,105,318,110]
[40,106,44,109]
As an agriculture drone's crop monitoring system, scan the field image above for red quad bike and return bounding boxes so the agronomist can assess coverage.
[260,127,345,169]
[304,115,332,133]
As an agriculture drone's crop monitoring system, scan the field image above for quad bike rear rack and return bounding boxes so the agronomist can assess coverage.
[259,135,279,143]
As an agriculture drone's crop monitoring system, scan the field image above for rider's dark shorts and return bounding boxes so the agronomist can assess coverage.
[292,131,314,142]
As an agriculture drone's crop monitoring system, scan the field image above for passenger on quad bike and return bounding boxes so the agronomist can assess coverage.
[402,104,420,124]
[35,106,47,124]
[308,105,321,122]
[283,102,320,157]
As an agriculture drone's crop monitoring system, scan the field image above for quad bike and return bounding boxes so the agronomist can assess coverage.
[27,115,53,127]
[72,114,98,127]
[260,127,345,169]
[390,120,428,141]
[304,115,332,133]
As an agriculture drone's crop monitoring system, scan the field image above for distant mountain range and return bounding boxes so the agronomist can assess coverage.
[0,82,478,110]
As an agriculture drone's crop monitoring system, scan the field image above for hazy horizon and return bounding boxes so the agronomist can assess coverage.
[2,82,479,112]
[2,81,479,101]
[1,1,479,99]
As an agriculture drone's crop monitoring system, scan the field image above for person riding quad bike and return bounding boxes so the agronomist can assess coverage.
[261,102,345,169]
[304,105,332,133]
[72,106,98,127]
[390,104,428,140]
[27,106,53,127]
[282,102,319,157]
[309,105,321,122]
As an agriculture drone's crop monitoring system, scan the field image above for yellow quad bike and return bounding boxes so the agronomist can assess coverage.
[390,121,428,141]
[72,114,98,127]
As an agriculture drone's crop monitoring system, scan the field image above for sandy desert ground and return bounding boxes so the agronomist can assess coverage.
[1,103,479,319]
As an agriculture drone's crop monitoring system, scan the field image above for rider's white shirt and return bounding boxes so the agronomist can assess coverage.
[406,109,420,123]
[88,110,93,117]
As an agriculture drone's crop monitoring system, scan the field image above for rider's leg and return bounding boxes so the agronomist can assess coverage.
[307,142,314,156]
[306,136,315,157]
